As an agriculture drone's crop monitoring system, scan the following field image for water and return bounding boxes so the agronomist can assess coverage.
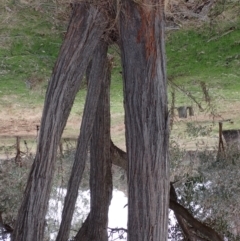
[47,189,128,241]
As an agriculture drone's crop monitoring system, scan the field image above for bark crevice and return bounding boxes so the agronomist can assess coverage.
[56,40,109,241]
[12,3,108,241]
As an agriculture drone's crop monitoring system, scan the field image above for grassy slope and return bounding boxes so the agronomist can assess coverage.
[0,1,240,147]
[0,4,64,107]
[166,19,240,145]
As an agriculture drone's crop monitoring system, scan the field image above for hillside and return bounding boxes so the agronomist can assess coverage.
[0,0,240,151]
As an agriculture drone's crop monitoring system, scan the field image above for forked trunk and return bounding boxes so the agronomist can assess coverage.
[12,3,107,241]
[120,0,169,240]
[74,56,112,241]
[56,41,109,241]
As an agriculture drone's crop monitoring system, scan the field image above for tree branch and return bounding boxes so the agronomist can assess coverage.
[170,183,199,241]
[110,141,127,170]
[110,142,224,241]
[169,79,204,111]
[169,198,223,241]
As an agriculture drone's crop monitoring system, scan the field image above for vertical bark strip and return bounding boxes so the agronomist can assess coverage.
[12,4,107,241]
[75,57,112,241]
[120,0,169,241]
[56,41,109,241]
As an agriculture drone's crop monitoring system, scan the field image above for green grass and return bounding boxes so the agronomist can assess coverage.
[1,1,240,146]
[0,3,125,115]
[0,4,64,107]
[166,28,240,85]
[165,21,240,136]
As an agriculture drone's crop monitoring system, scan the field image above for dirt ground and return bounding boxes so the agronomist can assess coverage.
[0,106,126,156]
[0,108,79,138]
[1,100,240,155]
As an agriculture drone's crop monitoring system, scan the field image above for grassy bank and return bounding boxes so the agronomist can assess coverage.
[0,1,240,148]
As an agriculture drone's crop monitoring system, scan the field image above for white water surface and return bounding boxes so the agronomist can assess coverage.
[47,188,128,240]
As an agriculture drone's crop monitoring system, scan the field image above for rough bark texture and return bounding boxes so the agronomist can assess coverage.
[120,1,169,241]
[56,41,109,241]
[75,56,112,241]
[12,3,107,241]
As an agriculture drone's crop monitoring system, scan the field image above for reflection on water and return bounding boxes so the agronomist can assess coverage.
[46,188,128,241]
[0,189,128,241]
[108,190,128,240]
[0,139,128,241]
[0,233,10,241]
[47,189,90,240]
[109,190,128,228]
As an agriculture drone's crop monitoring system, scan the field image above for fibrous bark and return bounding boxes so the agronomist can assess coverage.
[56,41,109,241]
[74,55,112,241]
[120,0,169,240]
[12,3,107,241]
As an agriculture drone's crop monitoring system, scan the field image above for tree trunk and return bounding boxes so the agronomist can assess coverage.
[110,143,224,241]
[74,56,112,241]
[56,41,109,241]
[12,3,107,241]
[120,1,170,241]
